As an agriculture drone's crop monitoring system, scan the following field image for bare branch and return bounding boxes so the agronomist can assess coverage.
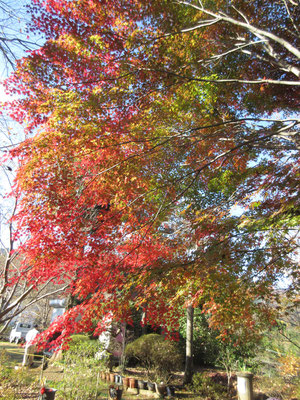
[139,66,300,85]
[198,39,267,63]
[282,0,300,35]
[178,1,300,62]
[0,284,34,319]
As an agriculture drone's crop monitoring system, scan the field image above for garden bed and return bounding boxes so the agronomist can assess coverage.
[1,342,299,400]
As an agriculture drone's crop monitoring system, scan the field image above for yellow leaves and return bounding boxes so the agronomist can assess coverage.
[57,34,83,54]
[238,216,251,228]
[180,203,192,215]
[277,354,300,378]
[194,210,217,224]
[89,35,104,49]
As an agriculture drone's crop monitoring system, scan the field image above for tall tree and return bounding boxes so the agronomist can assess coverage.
[2,0,299,345]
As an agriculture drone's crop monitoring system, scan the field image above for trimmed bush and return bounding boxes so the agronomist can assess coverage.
[125,333,183,382]
[64,334,101,364]
[67,334,90,348]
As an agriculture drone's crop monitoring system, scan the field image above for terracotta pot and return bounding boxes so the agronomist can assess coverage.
[122,377,129,388]
[100,372,106,380]
[105,372,110,381]
[109,373,115,383]
[129,377,137,388]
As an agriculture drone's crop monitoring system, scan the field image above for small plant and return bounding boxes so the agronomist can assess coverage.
[0,349,13,380]
[190,373,231,400]
[52,336,109,399]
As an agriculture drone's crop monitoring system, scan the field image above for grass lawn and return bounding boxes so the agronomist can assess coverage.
[0,341,25,364]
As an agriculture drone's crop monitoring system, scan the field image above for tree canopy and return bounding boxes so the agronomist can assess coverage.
[2,0,299,344]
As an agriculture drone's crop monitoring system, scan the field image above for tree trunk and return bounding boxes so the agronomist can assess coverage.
[120,322,126,372]
[141,309,147,335]
[184,305,194,384]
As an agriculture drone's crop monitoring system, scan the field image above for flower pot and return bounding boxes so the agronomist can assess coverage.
[106,372,110,381]
[137,379,145,390]
[129,377,137,388]
[109,373,115,383]
[147,382,155,392]
[40,388,57,400]
[166,386,175,397]
[122,377,129,388]
[156,383,167,396]
[101,372,106,380]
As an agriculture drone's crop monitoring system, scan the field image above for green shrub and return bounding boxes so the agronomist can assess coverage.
[67,334,90,350]
[64,335,102,366]
[125,333,183,382]
[55,336,108,399]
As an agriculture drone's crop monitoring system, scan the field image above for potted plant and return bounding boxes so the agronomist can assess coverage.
[108,385,123,400]
[116,386,123,400]
[129,377,137,388]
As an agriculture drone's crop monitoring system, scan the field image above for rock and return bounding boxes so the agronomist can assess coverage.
[266,397,282,400]
[49,349,63,363]
[254,393,268,400]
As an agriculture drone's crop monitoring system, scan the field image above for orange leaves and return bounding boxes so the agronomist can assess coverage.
[2,0,297,342]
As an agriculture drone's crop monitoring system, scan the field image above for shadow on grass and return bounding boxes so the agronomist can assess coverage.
[0,341,24,364]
